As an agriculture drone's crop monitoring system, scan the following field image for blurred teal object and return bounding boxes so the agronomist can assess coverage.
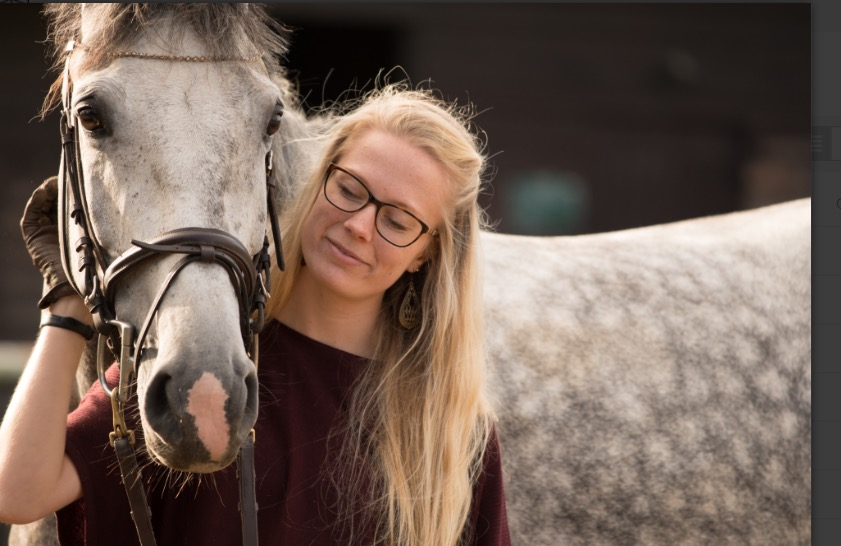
[504,170,590,235]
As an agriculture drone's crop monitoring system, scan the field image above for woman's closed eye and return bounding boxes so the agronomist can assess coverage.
[337,180,367,204]
[380,208,413,232]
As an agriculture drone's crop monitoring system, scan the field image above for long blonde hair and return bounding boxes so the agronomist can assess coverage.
[266,83,494,546]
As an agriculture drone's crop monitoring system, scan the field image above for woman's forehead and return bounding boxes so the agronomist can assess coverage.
[336,130,449,223]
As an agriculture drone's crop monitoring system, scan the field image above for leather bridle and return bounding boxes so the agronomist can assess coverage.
[58,40,283,546]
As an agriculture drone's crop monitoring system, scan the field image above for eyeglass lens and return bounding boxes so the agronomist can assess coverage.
[325,168,424,247]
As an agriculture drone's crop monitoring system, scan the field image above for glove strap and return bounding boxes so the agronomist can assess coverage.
[40,313,96,341]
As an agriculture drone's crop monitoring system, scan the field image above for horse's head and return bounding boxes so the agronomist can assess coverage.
[53,4,288,472]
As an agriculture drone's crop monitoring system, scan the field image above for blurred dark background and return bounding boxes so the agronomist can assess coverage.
[0,3,813,542]
[274,3,810,228]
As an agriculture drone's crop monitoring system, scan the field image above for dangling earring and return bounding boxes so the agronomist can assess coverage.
[398,270,421,330]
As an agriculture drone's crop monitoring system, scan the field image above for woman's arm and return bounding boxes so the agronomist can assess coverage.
[0,296,86,524]
[0,176,89,523]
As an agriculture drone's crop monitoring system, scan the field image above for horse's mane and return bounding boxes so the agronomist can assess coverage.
[41,3,290,115]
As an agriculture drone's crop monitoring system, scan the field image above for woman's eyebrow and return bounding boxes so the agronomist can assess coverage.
[346,165,421,214]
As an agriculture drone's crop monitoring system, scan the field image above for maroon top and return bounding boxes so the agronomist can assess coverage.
[57,321,511,545]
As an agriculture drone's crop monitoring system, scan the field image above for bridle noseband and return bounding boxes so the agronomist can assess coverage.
[58,40,281,546]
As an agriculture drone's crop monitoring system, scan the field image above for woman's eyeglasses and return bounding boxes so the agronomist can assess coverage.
[323,163,438,248]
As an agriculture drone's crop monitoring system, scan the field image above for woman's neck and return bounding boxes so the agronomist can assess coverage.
[273,271,381,359]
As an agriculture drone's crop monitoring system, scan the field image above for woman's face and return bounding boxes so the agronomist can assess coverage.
[300,129,448,305]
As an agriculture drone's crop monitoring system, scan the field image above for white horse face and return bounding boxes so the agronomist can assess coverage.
[63,19,281,472]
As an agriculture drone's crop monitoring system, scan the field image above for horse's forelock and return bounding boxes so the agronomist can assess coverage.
[41,3,289,116]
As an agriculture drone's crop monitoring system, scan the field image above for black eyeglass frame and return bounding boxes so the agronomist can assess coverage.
[323,163,438,248]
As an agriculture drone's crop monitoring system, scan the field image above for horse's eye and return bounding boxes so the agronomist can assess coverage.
[77,106,104,132]
[266,105,283,136]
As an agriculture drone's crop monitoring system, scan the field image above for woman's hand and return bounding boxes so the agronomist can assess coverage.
[20,176,81,310]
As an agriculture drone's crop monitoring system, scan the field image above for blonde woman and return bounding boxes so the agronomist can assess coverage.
[265,84,509,545]
[4,84,509,545]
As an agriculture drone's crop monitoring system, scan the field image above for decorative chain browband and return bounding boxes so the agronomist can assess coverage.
[65,40,262,63]
[106,51,263,63]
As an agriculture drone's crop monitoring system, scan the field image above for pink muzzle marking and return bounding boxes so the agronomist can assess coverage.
[186,372,231,462]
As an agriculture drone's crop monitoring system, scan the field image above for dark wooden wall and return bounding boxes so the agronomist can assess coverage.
[0,4,810,341]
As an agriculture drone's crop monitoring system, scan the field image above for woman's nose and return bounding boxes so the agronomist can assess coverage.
[344,203,377,240]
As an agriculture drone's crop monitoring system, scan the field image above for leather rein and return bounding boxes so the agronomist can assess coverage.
[58,40,284,546]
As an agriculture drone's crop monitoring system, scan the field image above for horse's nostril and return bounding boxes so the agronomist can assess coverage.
[144,371,184,444]
[245,369,258,415]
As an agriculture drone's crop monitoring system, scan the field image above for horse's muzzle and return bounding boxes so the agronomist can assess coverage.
[140,353,258,472]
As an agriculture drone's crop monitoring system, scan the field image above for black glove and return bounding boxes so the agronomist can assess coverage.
[20,176,78,309]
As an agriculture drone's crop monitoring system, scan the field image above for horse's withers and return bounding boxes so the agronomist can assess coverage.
[61,14,281,472]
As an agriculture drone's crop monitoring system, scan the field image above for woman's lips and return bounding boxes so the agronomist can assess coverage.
[327,237,367,265]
